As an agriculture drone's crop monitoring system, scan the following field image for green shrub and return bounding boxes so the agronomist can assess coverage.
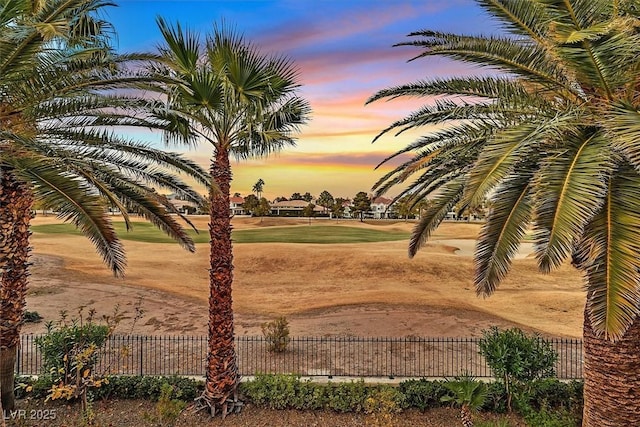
[526,379,583,412]
[482,381,508,413]
[398,379,448,410]
[514,379,583,426]
[143,383,187,427]
[479,327,558,383]
[15,375,203,402]
[93,375,202,401]
[523,405,579,427]
[325,380,370,412]
[290,379,327,410]
[14,375,53,399]
[241,374,377,413]
[479,327,558,411]
[35,321,109,380]
[240,373,300,409]
[24,310,42,323]
[441,375,488,410]
[261,317,291,352]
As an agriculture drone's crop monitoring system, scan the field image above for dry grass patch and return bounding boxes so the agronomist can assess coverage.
[25,216,584,338]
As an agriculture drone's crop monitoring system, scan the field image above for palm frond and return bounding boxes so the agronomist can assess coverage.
[533,130,612,272]
[605,102,640,169]
[10,156,126,276]
[475,170,533,296]
[476,0,549,44]
[400,31,573,93]
[367,76,532,104]
[155,17,200,75]
[576,165,640,339]
[408,177,465,258]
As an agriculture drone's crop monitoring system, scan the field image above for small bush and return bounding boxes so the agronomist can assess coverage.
[15,375,53,399]
[479,327,558,411]
[398,379,448,411]
[93,375,202,401]
[524,405,579,427]
[143,383,187,427]
[16,375,203,402]
[290,379,327,410]
[479,327,558,383]
[326,380,370,412]
[240,373,300,409]
[241,374,385,413]
[24,310,42,323]
[526,379,583,412]
[261,317,290,352]
[35,321,110,380]
[482,381,508,413]
[364,385,404,427]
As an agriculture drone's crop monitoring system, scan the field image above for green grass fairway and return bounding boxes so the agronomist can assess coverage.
[233,226,409,243]
[31,222,211,244]
[31,223,410,244]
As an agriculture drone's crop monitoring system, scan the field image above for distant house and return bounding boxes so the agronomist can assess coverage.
[230,196,246,216]
[341,200,353,218]
[370,196,393,219]
[271,200,323,217]
[167,193,199,214]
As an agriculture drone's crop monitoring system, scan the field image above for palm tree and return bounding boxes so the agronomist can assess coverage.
[0,0,209,410]
[369,1,640,425]
[252,178,265,199]
[149,19,310,416]
[441,376,487,427]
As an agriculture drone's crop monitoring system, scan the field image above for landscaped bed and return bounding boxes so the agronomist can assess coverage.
[10,374,582,427]
[6,399,526,427]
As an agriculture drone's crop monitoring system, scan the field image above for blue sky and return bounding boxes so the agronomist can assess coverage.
[106,0,494,199]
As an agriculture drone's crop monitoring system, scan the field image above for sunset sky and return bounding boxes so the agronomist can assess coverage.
[108,0,495,200]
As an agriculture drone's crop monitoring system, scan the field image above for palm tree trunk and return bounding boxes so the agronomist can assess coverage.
[583,307,640,426]
[461,404,474,427]
[200,147,239,417]
[0,170,33,411]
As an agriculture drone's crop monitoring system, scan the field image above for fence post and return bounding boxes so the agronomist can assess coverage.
[139,336,144,376]
[388,337,394,379]
[16,336,22,376]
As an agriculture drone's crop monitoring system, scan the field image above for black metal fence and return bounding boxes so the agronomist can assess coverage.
[16,335,583,379]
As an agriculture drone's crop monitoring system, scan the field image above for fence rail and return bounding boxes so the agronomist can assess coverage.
[17,335,583,379]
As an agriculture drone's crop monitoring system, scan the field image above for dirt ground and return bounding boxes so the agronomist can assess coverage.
[23,215,585,338]
[7,399,526,427]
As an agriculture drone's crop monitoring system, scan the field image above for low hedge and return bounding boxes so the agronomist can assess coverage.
[239,374,404,412]
[15,374,583,417]
[15,375,202,402]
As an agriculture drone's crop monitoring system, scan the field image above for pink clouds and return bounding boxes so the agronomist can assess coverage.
[258,1,463,53]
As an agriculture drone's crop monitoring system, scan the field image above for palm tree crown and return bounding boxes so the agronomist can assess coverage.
[370,2,640,425]
[1,1,210,274]
[369,0,640,340]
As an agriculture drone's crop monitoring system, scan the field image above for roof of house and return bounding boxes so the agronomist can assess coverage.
[372,196,393,205]
[271,200,309,208]
[230,196,244,204]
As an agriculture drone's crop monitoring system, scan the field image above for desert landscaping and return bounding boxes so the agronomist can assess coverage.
[24,215,585,339]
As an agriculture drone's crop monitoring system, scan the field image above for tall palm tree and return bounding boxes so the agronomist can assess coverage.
[369,1,640,426]
[252,178,265,199]
[149,19,310,416]
[0,0,209,410]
